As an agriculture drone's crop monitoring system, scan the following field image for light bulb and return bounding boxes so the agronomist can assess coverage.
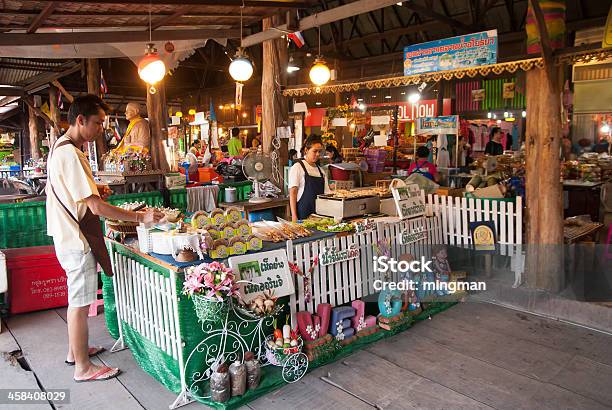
[188,109,196,116]
[315,102,322,106]
[487,112,492,119]
[229,49,254,82]
[358,103,366,110]
[522,110,527,118]
[309,58,331,86]
[602,123,611,133]
[219,105,224,110]
[504,111,509,118]
[242,112,248,118]
[138,44,166,85]
[175,111,183,118]
[408,92,421,104]
[385,95,392,99]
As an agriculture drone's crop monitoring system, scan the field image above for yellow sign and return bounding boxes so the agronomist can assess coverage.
[604,6,612,49]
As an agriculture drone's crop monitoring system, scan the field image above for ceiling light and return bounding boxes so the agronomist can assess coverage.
[229,49,254,82]
[358,103,366,110]
[602,123,611,133]
[188,108,196,115]
[385,95,392,99]
[487,112,492,119]
[357,98,363,102]
[287,56,300,73]
[175,111,183,118]
[400,91,406,95]
[242,112,248,118]
[408,92,421,104]
[219,105,224,110]
[138,43,166,91]
[315,102,322,106]
[309,27,331,86]
[522,110,527,118]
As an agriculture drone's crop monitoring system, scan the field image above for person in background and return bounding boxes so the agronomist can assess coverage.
[288,149,298,166]
[46,95,164,383]
[407,146,439,182]
[485,127,504,156]
[288,135,331,222]
[190,139,202,157]
[228,127,243,156]
[251,137,261,149]
[325,144,343,163]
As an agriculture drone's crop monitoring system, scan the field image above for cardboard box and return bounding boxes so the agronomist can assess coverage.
[436,187,465,197]
[471,184,504,199]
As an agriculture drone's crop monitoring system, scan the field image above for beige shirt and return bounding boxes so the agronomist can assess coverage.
[46,136,99,251]
[124,118,151,152]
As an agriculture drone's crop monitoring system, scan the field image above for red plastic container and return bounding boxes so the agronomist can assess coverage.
[3,246,68,314]
[198,167,220,183]
[329,166,351,181]
[179,167,199,183]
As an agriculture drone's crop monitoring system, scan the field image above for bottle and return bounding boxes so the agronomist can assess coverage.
[210,363,230,403]
[228,360,247,397]
[244,351,261,390]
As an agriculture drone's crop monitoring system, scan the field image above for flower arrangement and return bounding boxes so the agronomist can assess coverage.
[183,261,240,301]
[321,131,337,148]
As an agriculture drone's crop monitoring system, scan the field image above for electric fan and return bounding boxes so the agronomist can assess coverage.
[242,147,273,203]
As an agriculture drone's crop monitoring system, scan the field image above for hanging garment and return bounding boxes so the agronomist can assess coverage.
[436,134,450,168]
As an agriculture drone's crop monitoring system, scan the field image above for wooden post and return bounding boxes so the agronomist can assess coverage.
[48,84,60,146]
[28,105,41,161]
[86,59,107,162]
[261,15,289,172]
[525,0,564,291]
[146,83,170,173]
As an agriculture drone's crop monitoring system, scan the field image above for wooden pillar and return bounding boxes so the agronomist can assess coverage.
[146,82,170,173]
[28,106,41,161]
[86,59,107,162]
[524,0,564,291]
[49,84,60,146]
[261,15,289,160]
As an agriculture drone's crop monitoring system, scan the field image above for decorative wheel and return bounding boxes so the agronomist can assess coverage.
[281,352,309,383]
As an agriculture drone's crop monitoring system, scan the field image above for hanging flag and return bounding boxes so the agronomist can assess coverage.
[100,69,108,96]
[350,95,358,109]
[288,31,305,48]
[209,100,216,122]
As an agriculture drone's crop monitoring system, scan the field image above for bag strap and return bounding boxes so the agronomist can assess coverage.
[49,138,79,223]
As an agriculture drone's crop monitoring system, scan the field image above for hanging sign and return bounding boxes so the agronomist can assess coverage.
[331,117,348,127]
[354,219,377,235]
[371,115,391,125]
[235,82,243,107]
[472,89,485,102]
[403,30,497,76]
[469,221,497,252]
[399,226,427,245]
[319,245,360,266]
[416,115,459,135]
[503,83,515,99]
[229,249,295,303]
[392,183,426,220]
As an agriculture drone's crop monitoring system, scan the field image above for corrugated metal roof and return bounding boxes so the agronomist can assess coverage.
[0,58,68,86]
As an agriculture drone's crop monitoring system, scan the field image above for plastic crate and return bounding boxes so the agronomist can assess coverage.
[217,181,252,203]
[107,191,164,208]
[169,188,187,212]
[0,201,51,249]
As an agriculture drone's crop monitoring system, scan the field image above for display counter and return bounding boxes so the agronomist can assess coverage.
[102,214,458,409]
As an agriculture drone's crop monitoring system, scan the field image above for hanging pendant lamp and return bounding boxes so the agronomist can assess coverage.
[309,26,331,86]
[139,3,166,93]
[229,4,253,82]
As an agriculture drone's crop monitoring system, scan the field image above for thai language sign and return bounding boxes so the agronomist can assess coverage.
[229,249,295,303]
[416,115,459,135]
[403,30,497,75]
[392,184,426,220]
[319,245,360,266]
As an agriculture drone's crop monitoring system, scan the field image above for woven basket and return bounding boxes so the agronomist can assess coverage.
[192,294,229,324]
[106,220,139,234]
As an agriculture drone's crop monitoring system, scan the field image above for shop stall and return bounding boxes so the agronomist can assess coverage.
[98,183,525,409]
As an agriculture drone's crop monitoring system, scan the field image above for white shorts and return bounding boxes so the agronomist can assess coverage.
[56,249,98,308]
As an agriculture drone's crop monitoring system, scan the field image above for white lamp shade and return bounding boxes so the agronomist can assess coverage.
[309,60,331,86]
[229,57,254,82]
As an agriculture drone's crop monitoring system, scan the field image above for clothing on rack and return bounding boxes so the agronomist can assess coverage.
[436,134,450,168]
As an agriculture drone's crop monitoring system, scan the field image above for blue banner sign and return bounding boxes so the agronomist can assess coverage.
[416,116,459,135]
[404,30,498,76]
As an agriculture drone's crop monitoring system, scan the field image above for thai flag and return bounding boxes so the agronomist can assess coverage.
[100,69,108,95]
[288,31,305,48]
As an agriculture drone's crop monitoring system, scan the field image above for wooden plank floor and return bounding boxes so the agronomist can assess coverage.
[2,302,611,409]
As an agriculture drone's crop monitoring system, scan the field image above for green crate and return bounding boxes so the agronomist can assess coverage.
[107,191,164,208]
[216,181,252,203]
[169,188,187,212]
[0,201,51,249]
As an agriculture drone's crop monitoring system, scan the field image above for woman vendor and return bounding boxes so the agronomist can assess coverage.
[288,135,331,222]
[408,146,440,182]
[190,139,202,157]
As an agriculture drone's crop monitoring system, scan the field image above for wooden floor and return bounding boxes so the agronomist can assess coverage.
[2,302,611,410]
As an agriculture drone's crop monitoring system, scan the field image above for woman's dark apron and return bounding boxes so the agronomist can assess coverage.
[49,138,113,277]
[296,159,325,220]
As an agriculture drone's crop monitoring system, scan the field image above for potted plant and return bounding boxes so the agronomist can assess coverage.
[182,261,241,323]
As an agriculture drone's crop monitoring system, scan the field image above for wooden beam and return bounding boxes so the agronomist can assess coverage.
[150,8,188,30]
[23,63,82,92]
[400,2,475,33]
[23,95,59,134]
[34,0,308,7]
[0,28,241,47]
[27,2,58,34]
[51,80,74,103]
[28,105,42,161]
[0,10,262,19]
[48,85,61,146]
[242,0,401,47]
[0,86,25,97]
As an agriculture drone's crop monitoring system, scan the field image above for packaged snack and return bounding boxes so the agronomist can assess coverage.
[210,208,226,228]
[210,239,229,259]
[246,235,263,251]
[207,227,222,240]
[234,221,252,238]
[221,223,236,239]
[225,207,243,224]
[191,211,212,229]
[228,236,247,255]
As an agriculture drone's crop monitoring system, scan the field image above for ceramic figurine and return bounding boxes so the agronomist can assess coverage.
[432,245,451,296]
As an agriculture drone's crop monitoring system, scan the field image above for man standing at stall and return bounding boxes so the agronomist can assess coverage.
[47,95,164,382]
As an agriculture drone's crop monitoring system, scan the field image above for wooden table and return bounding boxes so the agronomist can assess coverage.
[98,171,163,194]
[218,197,290,220]
[563,180,603,221]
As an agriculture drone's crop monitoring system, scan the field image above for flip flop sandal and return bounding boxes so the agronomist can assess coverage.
[74,366,121,383]
[65,346,106,366]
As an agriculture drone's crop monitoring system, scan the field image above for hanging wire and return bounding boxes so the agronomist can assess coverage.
[148,1,152,43]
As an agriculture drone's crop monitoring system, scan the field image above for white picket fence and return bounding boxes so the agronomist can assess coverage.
[286,214,444,324]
